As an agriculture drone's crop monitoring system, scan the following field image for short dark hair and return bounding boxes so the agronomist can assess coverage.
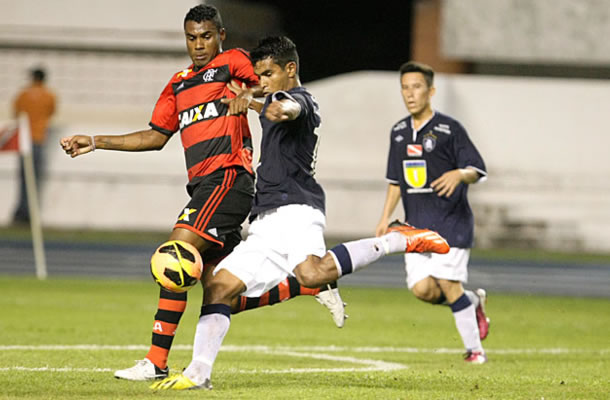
[31,68,46,82]
[250,36,299,74]
[184,4,223,30]
[399,61,434,87]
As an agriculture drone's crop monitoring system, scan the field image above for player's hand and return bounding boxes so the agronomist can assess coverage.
[375,219,389,237]
[264,101,288,122]
[430,169,463,198]
[221,80,252,115]
[60,135,95,158]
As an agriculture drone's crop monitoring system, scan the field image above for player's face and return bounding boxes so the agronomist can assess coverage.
[400,72,435,117]
[184,20,225,68]
[254,58,296,96]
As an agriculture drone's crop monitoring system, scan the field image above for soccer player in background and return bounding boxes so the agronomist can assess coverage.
[59,4,346,381]
[375,61,490,364]
[151,36,450,390]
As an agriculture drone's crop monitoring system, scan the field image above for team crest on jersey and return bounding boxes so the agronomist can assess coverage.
[423,132,437,152]
[201,68,218,82]
[407,144,422,157]
[403,160,427,189]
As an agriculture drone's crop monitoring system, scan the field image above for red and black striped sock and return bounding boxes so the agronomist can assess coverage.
[233,276,325,314]
[145,289,187,369]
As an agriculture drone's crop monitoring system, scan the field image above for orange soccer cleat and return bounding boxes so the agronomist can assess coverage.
[387,220,450,254]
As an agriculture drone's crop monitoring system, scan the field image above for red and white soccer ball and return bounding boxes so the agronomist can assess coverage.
[150,240,203,293]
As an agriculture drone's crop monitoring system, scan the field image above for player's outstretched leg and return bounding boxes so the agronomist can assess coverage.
[233,277,347,328]
[327,220,450,283]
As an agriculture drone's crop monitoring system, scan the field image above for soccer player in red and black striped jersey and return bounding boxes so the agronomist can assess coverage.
[60,4,346,382]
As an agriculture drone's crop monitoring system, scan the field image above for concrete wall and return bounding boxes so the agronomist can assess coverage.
[1,70,609,252]
[442,0,610,65]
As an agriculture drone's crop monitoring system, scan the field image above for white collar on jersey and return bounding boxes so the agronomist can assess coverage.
[410,110,436,142]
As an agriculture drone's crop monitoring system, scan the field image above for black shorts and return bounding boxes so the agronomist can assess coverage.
[174,167,254,264]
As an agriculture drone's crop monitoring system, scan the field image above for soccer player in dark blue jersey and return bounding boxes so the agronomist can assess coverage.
[375,61,490,364]
[151,36,450,391]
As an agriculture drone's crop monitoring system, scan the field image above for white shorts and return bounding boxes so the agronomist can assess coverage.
[404,248,470,289]
[214,204,326,297]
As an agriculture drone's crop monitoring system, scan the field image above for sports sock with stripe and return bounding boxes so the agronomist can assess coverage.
[233,277,321,313]
[450,293,483,352]
[328,233,405,277]
[145,289,187,369]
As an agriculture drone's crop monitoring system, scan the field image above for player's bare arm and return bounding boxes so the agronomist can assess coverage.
[375,184,402,237]
[430,167,481,198]
[60,128,169,158]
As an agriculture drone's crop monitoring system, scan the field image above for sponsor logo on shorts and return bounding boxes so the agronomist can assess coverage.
[178,208,197,222]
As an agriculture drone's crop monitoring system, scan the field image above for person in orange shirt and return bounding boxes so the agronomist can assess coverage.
[12,67,56,224]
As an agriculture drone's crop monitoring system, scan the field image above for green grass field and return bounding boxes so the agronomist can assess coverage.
[0,277,608,399]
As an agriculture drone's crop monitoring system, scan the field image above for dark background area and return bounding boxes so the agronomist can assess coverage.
[251,1,414,82]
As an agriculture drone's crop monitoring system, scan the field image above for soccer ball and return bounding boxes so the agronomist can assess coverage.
[150,240,203,293]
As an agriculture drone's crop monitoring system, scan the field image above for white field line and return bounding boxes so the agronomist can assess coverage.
[1,345,607,375]
[0,345,406,374]
[0,344,608,355]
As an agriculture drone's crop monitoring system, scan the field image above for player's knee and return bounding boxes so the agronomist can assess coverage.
[411,284,438,303]
[204,274,242,304]
[294,267,320,288]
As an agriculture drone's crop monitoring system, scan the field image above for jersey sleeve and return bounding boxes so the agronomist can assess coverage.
[230,49,259,87]
[272,90,307,119]
[149,79,179,136]
[385,132,401,184]
[452,122,487,180]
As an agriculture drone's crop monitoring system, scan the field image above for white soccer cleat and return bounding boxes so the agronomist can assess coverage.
[315,285,348,328]
[114,358,169,381]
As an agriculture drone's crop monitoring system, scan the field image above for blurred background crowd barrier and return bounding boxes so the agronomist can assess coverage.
[1,0,609,252]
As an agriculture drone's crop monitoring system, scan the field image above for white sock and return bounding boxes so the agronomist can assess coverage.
[382,232,408,254]
[330,235,401,276]
[452,304,483,352]
[183,312,231,385]
[464,290,480,309]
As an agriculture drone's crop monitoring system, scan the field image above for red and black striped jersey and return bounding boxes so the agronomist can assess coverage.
[149,49,258,182]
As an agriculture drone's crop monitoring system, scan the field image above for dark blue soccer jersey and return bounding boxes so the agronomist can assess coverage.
[250,87,325,219]
[386,111,486,248]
